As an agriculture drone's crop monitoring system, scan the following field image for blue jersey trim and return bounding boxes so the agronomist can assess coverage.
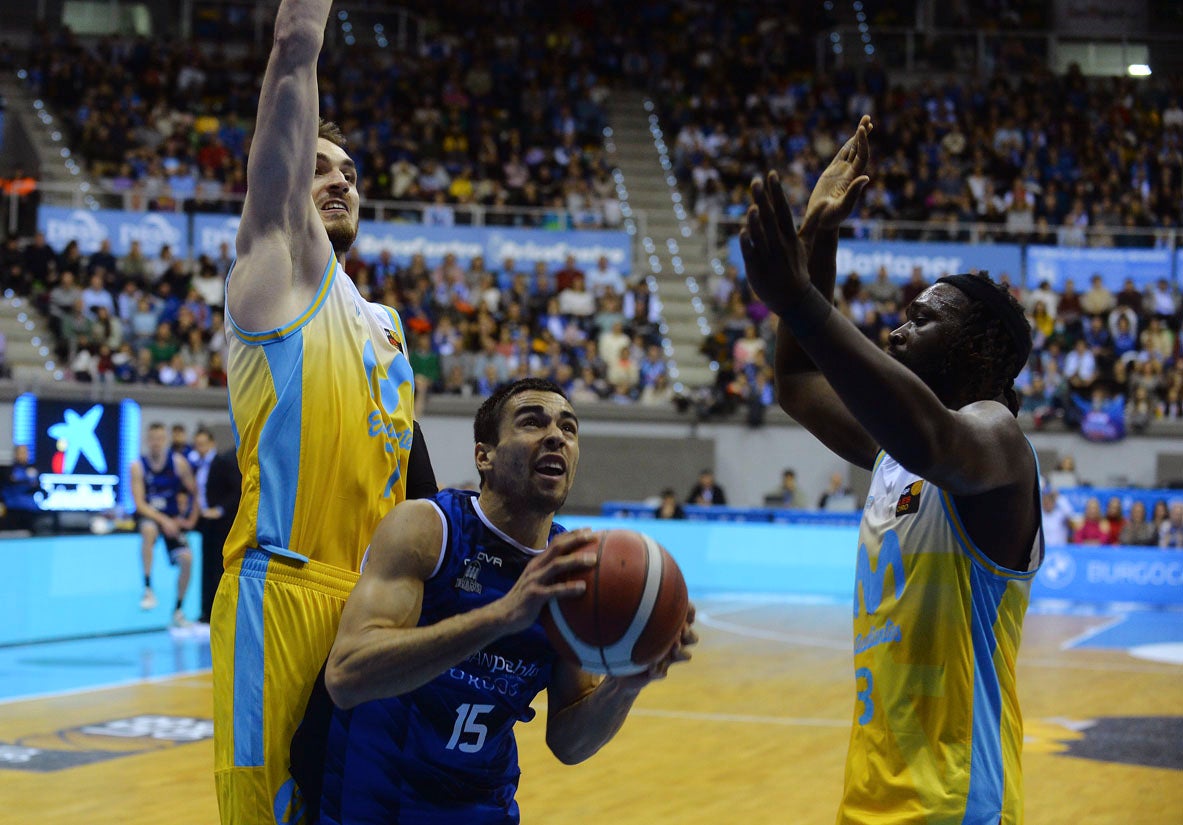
[226,252,336,345]
[938,490,1038,581]
[963,568,1009,823]
[254,335,309,563]
[232,549,270,767]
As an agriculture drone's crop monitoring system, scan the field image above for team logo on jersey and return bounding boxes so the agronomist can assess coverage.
[455,560,483,594]
[384,328,403,353]
[895,481,923,516]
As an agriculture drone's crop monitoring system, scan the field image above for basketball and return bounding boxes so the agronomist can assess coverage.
[543,530,689,676]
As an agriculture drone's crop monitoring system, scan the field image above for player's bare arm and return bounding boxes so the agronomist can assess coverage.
[742,171,1033,499]
[755,117,879,469]
[544,604,697,765]
[226,0,335,332]
[175,455,199,530]
[325,505,595,709]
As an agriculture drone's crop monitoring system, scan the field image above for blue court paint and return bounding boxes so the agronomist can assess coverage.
[0,630,211,703]
[1068,612,1183,650]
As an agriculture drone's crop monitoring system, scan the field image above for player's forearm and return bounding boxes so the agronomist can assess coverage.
[545,677,642,765]
[326,602,513,710]
[273,0,332,54]
[774,230,837,378]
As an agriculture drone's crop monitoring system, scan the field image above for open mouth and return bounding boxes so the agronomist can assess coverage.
[320,199,349,214]
[535,457,566,477]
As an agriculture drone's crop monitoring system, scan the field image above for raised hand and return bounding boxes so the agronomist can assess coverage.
[739,171,812,318]
[801,114,873,236]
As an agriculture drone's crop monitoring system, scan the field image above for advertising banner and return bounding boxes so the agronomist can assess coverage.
[192,214,632,274]
[727,237,1022,284]
[38,206,188,257]
[1026,245,1171,291]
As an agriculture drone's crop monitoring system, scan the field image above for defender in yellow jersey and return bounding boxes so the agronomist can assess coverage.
[211,1,436,822]
[740,117,1041,824]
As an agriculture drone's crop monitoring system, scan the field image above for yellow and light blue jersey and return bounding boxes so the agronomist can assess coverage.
[223,252,415,572]
[838,451,1042,825]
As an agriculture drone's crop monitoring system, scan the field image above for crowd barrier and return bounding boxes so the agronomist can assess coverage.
[4,510,1178,648]
[1,532,204,646]
[590,506,1183,608]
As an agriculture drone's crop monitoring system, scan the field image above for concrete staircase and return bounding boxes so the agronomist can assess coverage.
[605,90,717,390]
[0,294,58,383]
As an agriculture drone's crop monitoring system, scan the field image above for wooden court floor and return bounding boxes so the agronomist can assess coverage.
[1,597,1179,824]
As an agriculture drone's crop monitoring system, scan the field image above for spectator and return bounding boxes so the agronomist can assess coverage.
[553,254,584,294]
[1102,497,1125,544]
[654,488,685,520]
[585,255,625,298]
[764,469,800,509]
[1159,502,1183,549]
[686,468,727,507]
[1117,501,1156,546]
[1072,497,1111,545]
[817,472,854,511]
[1,444,44,532]
[1039,487,1076,546]
[1080,274,1116,318]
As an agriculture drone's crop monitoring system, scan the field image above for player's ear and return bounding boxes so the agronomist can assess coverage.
[474,442,493,477]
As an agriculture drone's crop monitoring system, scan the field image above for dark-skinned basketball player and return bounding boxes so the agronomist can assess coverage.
[740,117,1042,825]
[317,378,696,825]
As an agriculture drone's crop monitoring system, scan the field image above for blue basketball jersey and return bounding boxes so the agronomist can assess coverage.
[140,453,183,516]
[320,489,567,825]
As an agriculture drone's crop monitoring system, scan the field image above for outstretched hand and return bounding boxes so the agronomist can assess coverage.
[801,114,873,236]
[739,172,811,318]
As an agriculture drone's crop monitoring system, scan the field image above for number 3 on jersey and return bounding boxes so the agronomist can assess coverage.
[446,703,494,753]
[855,667,874,725]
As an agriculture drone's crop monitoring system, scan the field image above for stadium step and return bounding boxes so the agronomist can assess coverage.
[0,296,58,380]
[607,88,720,389]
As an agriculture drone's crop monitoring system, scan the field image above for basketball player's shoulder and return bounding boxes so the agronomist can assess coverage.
[368,497,446,580]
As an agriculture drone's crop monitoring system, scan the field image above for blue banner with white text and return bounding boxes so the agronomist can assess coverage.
[1026,245,1171,291]
[39,206,188,258]
[192,214,631,274]
[727,237,1023,284]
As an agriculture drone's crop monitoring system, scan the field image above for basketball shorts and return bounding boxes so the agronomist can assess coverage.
[212,548,358,825]
[137,516,190,561]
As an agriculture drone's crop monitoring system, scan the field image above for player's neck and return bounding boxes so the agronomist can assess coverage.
[476,492,554,550]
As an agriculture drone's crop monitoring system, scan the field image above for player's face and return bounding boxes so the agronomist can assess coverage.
[312,138,360,255]
[888,285,968,402]
[487,390,580,512]
[147,428,168,458]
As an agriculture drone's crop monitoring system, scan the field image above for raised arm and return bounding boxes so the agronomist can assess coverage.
[742,171,1031,498]
[747,117,879,469]
[227,0,333,331]
[324,504,595,710]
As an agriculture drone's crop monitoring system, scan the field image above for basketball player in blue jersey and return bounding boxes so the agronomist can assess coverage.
[212,0,436,821]
[130,421,199,628]
[316,378,696,825]
[741,117,1042,825]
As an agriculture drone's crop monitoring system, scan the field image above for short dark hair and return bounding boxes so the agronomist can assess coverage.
[473,378,568,447]
[194,426,214,441]
[318,118,347,149]
[148,422,166,432]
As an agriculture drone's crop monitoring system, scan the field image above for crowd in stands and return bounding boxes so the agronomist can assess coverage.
[16,5,635,229]
[0,231,677,404]
[662,43,1183,245]
[702,248,1183,433]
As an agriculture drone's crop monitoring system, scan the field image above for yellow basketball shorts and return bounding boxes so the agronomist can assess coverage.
[212,549,358,825]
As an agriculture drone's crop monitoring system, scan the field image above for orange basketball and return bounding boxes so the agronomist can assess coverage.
[542,530,689,676]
